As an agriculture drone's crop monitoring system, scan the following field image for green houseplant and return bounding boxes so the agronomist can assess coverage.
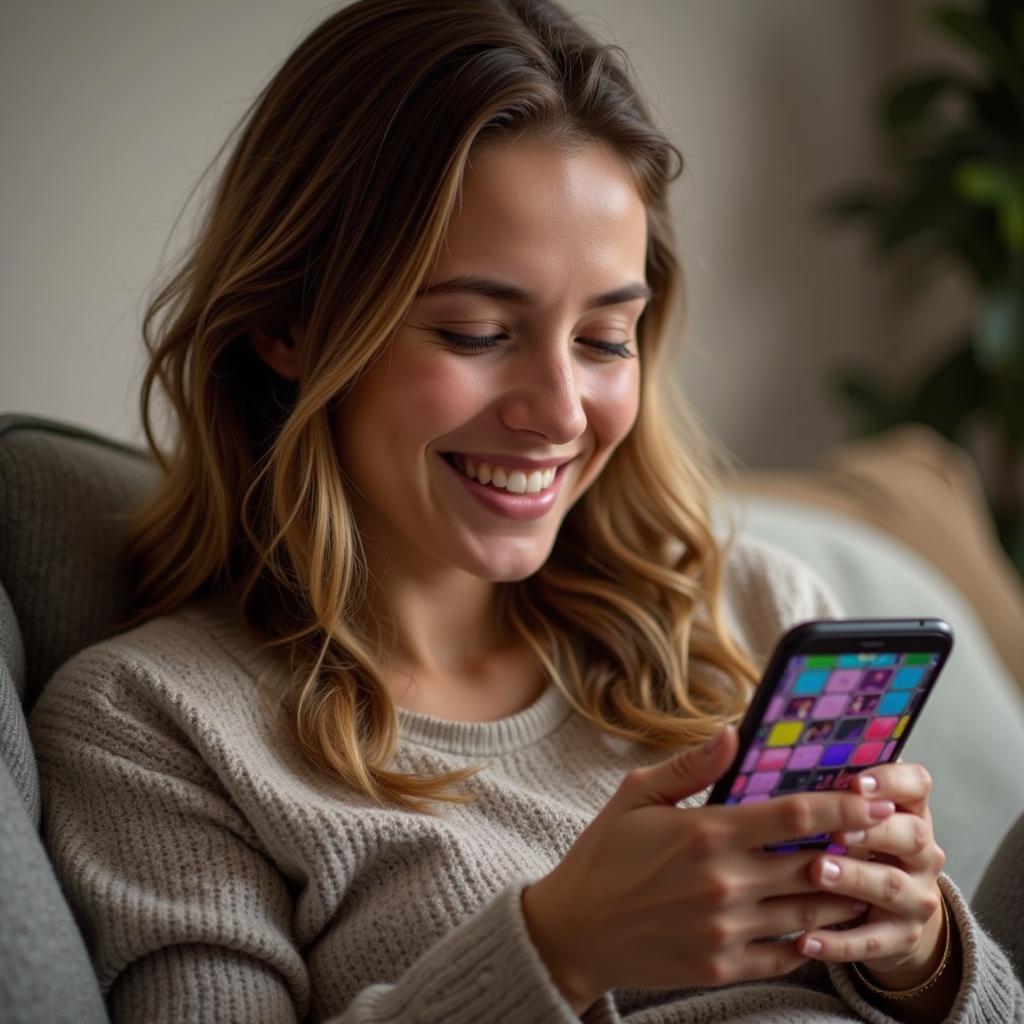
[822,0,1024,576]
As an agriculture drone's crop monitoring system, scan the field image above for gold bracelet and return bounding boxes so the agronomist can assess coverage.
[850,895,951,1001]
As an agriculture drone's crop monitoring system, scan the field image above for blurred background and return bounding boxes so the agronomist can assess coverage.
[2,0,1021,567]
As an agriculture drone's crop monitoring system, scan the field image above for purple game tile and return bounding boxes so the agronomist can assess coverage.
[812,694,849,719]
[820,743,856,768]
[764,695,785,723]
[859,669,893,691]
[747,771,781,794]
[787,744,823,770]
[825,669,862,693]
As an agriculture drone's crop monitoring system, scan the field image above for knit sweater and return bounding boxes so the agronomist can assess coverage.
[28,536,1023,1023]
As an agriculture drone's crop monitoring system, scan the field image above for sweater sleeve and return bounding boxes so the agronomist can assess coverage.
[28,647,617,1024]
[826,873,1024,1024]
[334,880,621,1023]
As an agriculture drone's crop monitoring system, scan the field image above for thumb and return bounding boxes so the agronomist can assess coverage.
[627,724,739,808]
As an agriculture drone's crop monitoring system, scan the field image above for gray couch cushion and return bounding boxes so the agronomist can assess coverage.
[0,415,158,711]
[0,534,36,821]
[0,580,37,824]
[0,754,108,1023]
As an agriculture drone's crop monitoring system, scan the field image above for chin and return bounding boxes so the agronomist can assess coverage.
[463,542,554,583]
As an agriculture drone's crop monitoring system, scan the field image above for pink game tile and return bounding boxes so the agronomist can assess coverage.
[757,747,791,771]
[865,716,899,740]
[850,742,885,766]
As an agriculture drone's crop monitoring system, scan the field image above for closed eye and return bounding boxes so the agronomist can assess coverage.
[435,330,634,359]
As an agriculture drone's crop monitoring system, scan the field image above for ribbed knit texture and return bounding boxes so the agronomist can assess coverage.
[28,536,1023,1023]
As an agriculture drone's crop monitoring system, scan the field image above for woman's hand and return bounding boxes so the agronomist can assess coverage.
[521,726,898,1013]
[795,762,949,989]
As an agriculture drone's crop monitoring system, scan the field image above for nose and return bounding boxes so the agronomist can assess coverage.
[498,343,587,443]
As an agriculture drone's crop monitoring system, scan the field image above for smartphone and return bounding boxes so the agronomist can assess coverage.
[708,618,954,853]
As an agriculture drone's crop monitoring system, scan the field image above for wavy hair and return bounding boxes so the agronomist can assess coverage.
[120,0,761,813]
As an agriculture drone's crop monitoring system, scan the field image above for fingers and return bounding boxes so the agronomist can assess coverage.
[751,893,868,942]
[703,940,811,987]
[852,762,932,814]
[797,916,924,964]
[717,790,896,848]
[833,812,945,875]
[837,763,940,873]
[808,853,941,926]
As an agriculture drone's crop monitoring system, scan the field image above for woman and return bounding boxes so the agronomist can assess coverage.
[28,1,1022,1021]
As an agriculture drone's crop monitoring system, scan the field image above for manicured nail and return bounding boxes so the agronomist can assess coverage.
[822,859,841,880]
[845,830,866,843]
[868,800,895,819]
[804,937,823,956]
[858,775,878,793]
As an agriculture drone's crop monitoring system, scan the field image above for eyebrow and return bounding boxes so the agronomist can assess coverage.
[415,275,653,310]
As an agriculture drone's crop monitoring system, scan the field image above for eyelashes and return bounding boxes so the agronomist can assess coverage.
[434,329,635,360]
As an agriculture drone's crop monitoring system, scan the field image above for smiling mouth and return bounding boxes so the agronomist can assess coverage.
[441,453,559,494]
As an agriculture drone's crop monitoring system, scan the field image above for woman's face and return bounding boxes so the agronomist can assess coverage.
[333,136,649,582]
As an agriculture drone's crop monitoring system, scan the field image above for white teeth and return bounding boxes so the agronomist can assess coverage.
[451,456,558,494]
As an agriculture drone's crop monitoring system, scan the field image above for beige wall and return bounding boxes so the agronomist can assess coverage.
[0,0,967,467]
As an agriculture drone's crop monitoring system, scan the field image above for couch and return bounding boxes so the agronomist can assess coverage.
[1,412,1021,1023]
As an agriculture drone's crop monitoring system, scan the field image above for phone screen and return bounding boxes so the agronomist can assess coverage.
[722,646,944,853]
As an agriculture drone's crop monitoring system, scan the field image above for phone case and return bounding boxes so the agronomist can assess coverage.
[707,618,953,853]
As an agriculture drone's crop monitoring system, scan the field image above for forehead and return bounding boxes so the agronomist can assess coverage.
[434,137,648,294]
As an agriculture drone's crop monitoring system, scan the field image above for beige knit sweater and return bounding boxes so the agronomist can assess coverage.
[28,536,1023,1023]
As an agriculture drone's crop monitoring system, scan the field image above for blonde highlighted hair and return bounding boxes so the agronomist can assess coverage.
[120,0,760,812]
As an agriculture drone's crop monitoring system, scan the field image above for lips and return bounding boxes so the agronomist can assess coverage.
[440,452,567,521]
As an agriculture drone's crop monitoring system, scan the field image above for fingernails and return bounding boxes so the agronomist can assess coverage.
[845,830,866,843]
[804,937,823,956]
[868,800,895,819]
[822,859,841,880]
[858,775,878,793]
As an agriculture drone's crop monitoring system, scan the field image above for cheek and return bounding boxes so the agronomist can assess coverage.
[397,358,487,437]
[587,363,641,450]
[337,349,488,466]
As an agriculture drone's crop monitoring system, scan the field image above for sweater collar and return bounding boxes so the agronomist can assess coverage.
[396,682,572,756]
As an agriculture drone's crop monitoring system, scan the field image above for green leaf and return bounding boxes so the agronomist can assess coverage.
[953,160,1024,251]
[975,283,1024,372]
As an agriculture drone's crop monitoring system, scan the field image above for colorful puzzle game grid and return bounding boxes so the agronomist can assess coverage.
[726,650,939,853]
